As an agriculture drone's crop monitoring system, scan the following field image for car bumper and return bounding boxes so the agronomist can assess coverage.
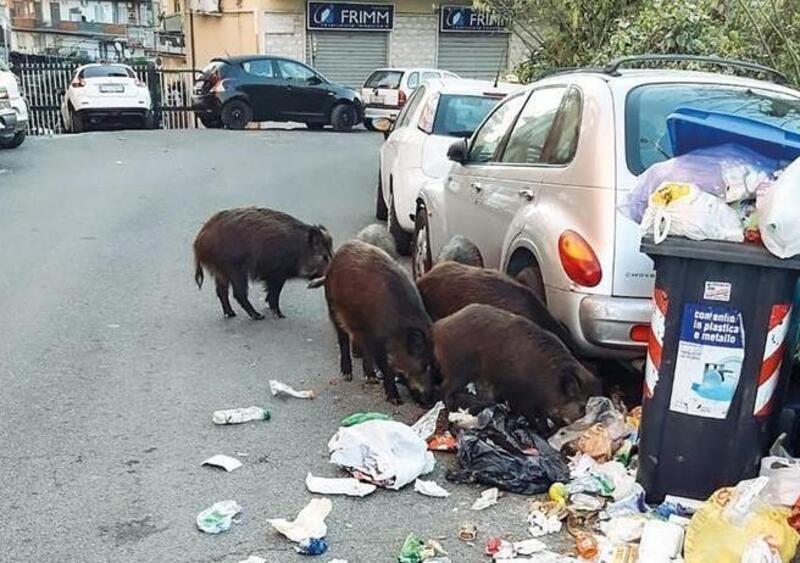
[365,106,400,120]
[75,107,150,124]
[547,287,651,358]
[0,110,19,137]
[192,93,222,114]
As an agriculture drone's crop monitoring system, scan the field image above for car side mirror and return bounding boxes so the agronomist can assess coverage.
[447,138,469,164]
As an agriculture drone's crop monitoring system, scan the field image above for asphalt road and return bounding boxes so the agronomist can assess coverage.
[0,129,553,563]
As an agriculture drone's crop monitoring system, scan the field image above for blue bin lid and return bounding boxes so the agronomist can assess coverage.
[667,107,800,162]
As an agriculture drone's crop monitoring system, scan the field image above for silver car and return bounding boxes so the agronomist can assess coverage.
[414,60,800,358]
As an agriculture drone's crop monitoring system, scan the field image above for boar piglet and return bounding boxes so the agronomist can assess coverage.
[323,240,434,405]
[433,304,601,432]
[417,261,577,354]
[194,207,332,320]
[435,235,484,268]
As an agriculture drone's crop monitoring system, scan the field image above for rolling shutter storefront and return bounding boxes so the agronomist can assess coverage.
[308,31,388,88]
[437,32,508,80]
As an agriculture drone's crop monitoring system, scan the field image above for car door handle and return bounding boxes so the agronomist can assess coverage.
[470,182,482,194]
[518,188,535,201]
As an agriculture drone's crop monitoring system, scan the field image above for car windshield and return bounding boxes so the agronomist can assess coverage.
[432,94,502,138]
[626,83,800,174]
[83,65,133,79]
[365,70,402,89]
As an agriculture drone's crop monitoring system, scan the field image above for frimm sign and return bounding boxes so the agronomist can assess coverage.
[440,5,506,32]
[307,2,395,30]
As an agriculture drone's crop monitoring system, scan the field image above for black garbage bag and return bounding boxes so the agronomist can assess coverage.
[446,404,569,495]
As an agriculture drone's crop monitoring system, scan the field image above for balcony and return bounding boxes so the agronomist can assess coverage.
[12,19,135,37]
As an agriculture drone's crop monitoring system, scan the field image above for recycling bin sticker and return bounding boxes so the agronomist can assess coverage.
[669,302,745,419]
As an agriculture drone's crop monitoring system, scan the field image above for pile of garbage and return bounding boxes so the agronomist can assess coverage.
[621,144,800,258]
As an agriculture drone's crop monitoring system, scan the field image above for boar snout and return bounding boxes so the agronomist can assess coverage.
[302,225,334,278]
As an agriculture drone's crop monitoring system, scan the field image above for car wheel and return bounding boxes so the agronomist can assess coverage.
[199,114,223,129]
[0,130,26,149]
[515,264,547,304]
[71,109,84,134]
[412,202,433,280]
[363,118,377,131]
[330,104,356,132]
[221,100,252,130]
[375,173,388,221]
[306,122,325,130]
[388,187,412,256]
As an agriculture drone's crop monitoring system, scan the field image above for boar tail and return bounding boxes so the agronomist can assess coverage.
[307,276,326,289]
[194,262,204,290]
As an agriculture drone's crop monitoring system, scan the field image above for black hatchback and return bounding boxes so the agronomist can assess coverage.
[192,55,364,131]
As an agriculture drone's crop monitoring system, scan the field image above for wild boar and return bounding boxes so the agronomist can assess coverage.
[417,261,576,353]
[322,240,434,405]
[435,235,484,268]
[355,223,398,259]
[433,303,601,431]
[193,207,333,320]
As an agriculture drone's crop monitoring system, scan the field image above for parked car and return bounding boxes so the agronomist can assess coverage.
[0,59,28,149]
[413,58,800,358]
[61,63,154,133]
[361,68,459,131]
[192,56,364,132]
[376,78,518,254]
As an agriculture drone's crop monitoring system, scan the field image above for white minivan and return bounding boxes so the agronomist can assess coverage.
[413,58,800,358]
[0,59,28,149]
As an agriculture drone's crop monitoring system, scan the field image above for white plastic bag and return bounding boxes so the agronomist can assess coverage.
[328,420,435,490]
[641,182,744,244]
[758,157,800,258]
[760,456,800,506]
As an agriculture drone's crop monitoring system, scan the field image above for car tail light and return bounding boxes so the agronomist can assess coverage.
[398,89,407,108]
[71,78,85,88]
[629,324,651,343]
[558,230,602,287]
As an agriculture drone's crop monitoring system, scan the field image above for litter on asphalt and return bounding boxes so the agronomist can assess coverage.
[269,379,316,400]
[295,537,329,556]
[211,406,270,425]
[339,412,392,426]
[196,500,242,534]
[201,454,242,472]
[471,487,499,511]
[305,472,377,497]
[411,401,445,440]
[268,498,332,543]
[414,479,450,498]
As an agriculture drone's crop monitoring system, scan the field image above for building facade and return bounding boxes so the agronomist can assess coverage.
[177,0,529,86]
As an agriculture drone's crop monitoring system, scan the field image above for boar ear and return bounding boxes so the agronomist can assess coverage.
[308,226,324,247]
[559,371,581,399]
[406,328,428,356]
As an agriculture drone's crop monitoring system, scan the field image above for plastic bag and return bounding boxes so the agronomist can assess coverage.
[196,500,242,534]
[684,487,800,563]
[548,397,627,454]
[328,420,435,490]
[621,144,778,223]
[760,456,800,506]
[446,405,569,495]
[758,156,800,258]
[641,182,744,244]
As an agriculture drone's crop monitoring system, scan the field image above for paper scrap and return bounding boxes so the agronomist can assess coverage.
[268,498,332,543]
[471,487,499,511]
[414,479,450,498]
[202,454,242,472]
[305,472,376,497]
[269,379,315,400]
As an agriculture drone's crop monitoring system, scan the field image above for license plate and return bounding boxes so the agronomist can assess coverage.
[100,84,124,93]
[371,95,385,104]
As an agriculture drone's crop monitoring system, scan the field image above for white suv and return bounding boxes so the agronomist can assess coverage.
[0,59,28,149]
[413,58,800,358]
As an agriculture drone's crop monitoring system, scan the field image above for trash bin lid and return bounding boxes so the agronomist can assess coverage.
[641,235,800,270]
[667,107,800,162]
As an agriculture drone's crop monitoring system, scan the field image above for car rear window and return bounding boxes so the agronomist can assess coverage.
[433,94,503,138]
[82,65,133,79]
[626,83,800,175]
[364,70,403,89]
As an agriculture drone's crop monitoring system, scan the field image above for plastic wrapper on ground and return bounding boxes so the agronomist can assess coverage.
[196,500,242,534]
[268,498,331,543]
[548,397,627,454]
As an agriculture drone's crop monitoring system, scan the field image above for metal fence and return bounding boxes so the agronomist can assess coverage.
[13,62,199,135]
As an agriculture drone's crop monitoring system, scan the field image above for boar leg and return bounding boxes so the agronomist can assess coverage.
[374,349,402,405]
[230,269,264,320]
[361,351,379,383]
[265,277,286,319]
[214,277,236,318]
[334,325,353,380]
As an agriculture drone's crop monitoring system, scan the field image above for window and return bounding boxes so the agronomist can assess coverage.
[432,94,502,138]
[396,85,427,128]
[501,87,566,164]
[365,70,402,89]
[277,60,315,81]
[468,93,526,163]
[421,71,439,83]
[81,65,134,78]
[407,72,419,89]
[626,83,800,175]
[543,86,582,165]
[242,59,275,78]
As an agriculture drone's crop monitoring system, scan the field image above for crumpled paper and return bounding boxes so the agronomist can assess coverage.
[268,498,331,543]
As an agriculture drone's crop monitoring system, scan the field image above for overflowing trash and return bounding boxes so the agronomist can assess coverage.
[757,156,800,258]
[471,487,499,511]
[268,498,332,543]
[201,454,242,472]
[413,479,450,498]
[305,472,377,497]
[397,534,448,563]
[211,406,270,425]
[269,379,316,400]
[295,537,328,556]
[196,500,242,534]
[328,419,435,490]
[412,401,446,440]
[339,412,392,426]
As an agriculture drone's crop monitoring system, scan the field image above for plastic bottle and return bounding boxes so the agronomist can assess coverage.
[212,406,271,425]
[575,531,598,559]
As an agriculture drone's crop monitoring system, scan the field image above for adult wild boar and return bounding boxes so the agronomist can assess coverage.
[433,303,601,431]
[322,240,434,405]
[194,207,332,320]
[417,261,576,353]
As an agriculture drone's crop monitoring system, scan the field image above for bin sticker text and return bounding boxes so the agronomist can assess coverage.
[703,281,732,302]
[670,302,745,419]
